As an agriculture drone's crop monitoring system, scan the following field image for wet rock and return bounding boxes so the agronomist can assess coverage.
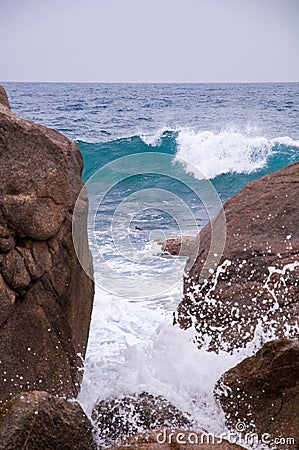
[0,85,94,398]
[215,339,299,449]
[177,162,299,351]
[107,429,247,450]
[0,390,96,450]
[92,392,192,445]
[156,235,199,258]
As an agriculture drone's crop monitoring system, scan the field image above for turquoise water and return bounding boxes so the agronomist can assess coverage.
[79,130,299,201]
[4,82,299,446]
[77,131,299,296]
[4,81,299,207]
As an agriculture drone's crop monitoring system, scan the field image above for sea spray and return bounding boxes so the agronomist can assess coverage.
[6,82,299,448]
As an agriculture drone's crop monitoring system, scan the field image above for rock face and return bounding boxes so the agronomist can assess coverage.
[92,392,192,446]
[0,390,96,449]
[107,429,247,450]
[215,339,299,449]
[177,162,299,351]
[0,86,10,109]
[156,235,199,258]
[0,86,94,398]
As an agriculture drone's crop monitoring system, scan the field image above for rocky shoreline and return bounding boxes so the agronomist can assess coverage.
[0,85,95,448]
[0,85,298,449]
[177,161,299,352]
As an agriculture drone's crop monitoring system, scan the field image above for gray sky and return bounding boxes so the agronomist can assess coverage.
[1,0,298,82]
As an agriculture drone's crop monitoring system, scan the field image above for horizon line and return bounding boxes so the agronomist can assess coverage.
[1,80,299,84]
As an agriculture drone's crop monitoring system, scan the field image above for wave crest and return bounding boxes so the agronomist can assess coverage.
[174,129,299,179]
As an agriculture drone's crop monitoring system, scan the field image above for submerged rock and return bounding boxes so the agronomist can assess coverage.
[91,392,192,445]
[0,85,94,398]
[177,162,299,351]
[107,429,247,449]
[0,390,96,449]
[156,235,199,259]
[215,339,299,449]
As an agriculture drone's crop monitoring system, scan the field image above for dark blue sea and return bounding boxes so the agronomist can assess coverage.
[3,82,299,445]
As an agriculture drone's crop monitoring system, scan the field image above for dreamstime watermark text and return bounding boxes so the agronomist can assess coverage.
[156,424,296,447]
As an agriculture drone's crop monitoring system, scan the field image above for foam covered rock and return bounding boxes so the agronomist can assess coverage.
[177,162,299,351]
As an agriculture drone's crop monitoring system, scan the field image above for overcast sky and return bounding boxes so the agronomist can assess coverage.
[1,0,298,82]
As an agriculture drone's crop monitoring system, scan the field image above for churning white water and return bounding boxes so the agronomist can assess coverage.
[78,253,279,443]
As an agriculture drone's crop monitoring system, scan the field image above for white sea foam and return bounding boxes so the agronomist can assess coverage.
[264,261,299,312]
[139,126,176,146]
[272,136,299,148]
[78,282,277,443]
[174,129,299,179]
[78,284,237,435]
[77,127,299,447]
[139,127,299,179]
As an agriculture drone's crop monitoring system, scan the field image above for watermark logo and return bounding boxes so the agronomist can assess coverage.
[156,425,296,447]
[73,152,226,298]
[235,421,246,433]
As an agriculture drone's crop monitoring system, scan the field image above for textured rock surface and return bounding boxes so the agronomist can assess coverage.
[107,429,247,450]
[156,235,199,258]
[92,392,192,446]
[0,86,94,398]
[0,86,10,109]
[177,163,299,351]
[0,390,96,449]
[215,339,299,450]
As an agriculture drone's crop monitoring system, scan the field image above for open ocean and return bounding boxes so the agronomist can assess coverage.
[3,82,299,445]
